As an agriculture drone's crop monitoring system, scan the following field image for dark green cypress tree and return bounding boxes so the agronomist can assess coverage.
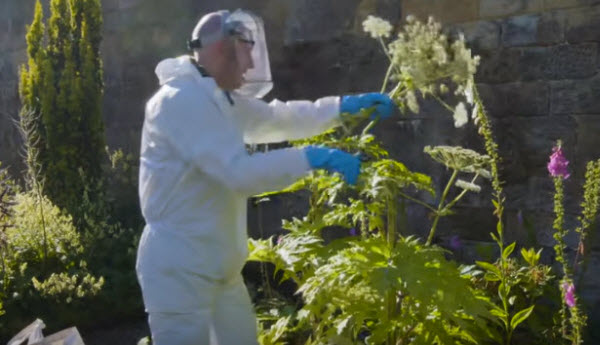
[19,0,106,218]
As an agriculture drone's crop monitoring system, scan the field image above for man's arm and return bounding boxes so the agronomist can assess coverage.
[148,87,312,197]
[233,95,342,144]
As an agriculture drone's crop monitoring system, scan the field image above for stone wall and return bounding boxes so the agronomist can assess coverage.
[2,0,600,337]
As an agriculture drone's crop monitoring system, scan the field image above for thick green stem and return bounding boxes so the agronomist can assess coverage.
[386,196,398,345]
[387,196,398,248]
[381,62,395,93]
[426,170,458,245]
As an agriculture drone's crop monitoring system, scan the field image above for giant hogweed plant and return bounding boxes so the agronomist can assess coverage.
[249,16,551,345]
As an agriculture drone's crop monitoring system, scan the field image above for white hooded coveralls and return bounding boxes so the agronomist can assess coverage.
[136,56,341,345]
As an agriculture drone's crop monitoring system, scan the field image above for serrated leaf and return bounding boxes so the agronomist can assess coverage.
[336,315,352,335]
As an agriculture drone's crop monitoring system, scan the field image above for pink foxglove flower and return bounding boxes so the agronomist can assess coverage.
[547,146,570,179]
[562,282,576,308]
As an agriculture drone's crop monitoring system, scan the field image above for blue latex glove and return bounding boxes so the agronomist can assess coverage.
[340,92,394,120]
[304,146,361,185]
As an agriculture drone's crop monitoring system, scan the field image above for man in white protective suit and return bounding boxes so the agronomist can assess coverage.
[135,9,394,345]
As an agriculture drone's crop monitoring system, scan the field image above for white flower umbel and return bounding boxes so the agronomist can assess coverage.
[453,102,468,128]
[363,15,392,39]
[455,179,481,193]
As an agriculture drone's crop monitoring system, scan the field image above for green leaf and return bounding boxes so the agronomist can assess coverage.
[336,315,352,335]
[510,305,535,330]
[476,261,500,277]
[503,242,516,259]
[498,282,510,301]
[490,307,507,320]
[490,232,500,244]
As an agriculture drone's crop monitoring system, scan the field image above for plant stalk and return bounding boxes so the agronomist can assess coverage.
[426,169,458,245]
[386,195,398,345]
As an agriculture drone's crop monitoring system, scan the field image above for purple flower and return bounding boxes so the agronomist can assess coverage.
[349,228,358,236]
[276,235,283,245]
[449,235,462,250]
[562,282,576,308]
[547,146,570,179]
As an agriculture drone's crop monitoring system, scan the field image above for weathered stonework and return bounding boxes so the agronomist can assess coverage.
[480,0,543,18]
[402,0,479,23]
[447,20,501,50]
[551,76,600,114]
[565,4,600,42]
[477,81,549,117]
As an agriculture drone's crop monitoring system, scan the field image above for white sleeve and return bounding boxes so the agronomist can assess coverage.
[149,86,311,197]
[233,95,342,144]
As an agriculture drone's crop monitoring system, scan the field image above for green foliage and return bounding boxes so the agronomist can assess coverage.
[19,0,106,218]
[250,15,565,345]
[0,191,104,338]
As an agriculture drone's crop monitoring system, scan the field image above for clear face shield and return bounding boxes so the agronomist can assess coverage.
[224,10,273,98]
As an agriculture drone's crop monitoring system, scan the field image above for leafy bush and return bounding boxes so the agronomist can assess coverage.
[0,190,103,339]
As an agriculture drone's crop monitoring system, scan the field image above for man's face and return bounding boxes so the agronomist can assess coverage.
[219,37,254,90]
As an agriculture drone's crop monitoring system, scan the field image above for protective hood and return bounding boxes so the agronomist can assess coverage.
[155,56,198,86]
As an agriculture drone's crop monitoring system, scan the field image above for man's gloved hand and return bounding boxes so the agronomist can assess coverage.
[340,93,394,120]
[304,146,361,185]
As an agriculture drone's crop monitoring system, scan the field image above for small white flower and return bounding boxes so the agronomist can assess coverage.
[453,102,468,128]
[464,79,474,105]
[406,90,420,113]
[363,15,393,39]
[477,169,492,180]
[439,84,449,94]
[455,179,481,193]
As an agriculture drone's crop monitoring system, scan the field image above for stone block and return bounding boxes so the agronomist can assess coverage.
[480,0,543,18]
[574,116,600,165]
[447,20,501,50]
[501,12,564,47]
[476,48,522,83]
[494,115,577,186]
[501,44,597,81]
[551,76,600,114]
[517,46,552,80]
[565,5,600,42]
[502,14,540,46]
[477,81,549,117]
[546,43,597,79]
[537,10,566,44]
[543,0,580,9]
[401,0,479,24]
[284,0,361,44]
